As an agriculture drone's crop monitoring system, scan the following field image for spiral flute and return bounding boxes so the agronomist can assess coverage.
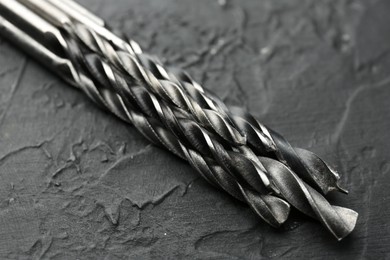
[0,0,358,240]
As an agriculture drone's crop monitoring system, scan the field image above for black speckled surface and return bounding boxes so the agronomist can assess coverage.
[0,0,389,259]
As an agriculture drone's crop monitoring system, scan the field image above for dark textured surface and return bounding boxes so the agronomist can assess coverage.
[0,0,389,259]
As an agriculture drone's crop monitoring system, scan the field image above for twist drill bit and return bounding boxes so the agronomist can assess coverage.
[0,0,358,240]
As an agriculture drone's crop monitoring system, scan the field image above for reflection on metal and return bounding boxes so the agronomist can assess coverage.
[0,0,358,240]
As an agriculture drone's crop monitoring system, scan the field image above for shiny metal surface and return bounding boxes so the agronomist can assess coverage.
[0,0,358,240]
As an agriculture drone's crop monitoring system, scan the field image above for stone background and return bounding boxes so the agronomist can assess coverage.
[0,0,389,259]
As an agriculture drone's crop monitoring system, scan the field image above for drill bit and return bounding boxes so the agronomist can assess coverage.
[0,0,358,240]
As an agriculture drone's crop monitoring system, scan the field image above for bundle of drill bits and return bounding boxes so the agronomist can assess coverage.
[0,0,358,240]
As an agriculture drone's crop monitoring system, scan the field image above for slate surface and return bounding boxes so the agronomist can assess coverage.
[0,0,389,259]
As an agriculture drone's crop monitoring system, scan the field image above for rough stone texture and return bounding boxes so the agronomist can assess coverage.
[0,0,389,259]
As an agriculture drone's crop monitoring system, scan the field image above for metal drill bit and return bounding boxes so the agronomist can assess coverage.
[0,0,358,240]
[36,0,358,235]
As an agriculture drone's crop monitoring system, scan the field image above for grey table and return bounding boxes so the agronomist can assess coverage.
[0,0,389,259]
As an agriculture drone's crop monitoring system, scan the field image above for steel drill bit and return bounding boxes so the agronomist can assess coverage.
[0,0,358,240]
[42,1,358,236]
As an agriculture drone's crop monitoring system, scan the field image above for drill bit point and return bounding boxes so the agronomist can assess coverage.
[336,183,349,194]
